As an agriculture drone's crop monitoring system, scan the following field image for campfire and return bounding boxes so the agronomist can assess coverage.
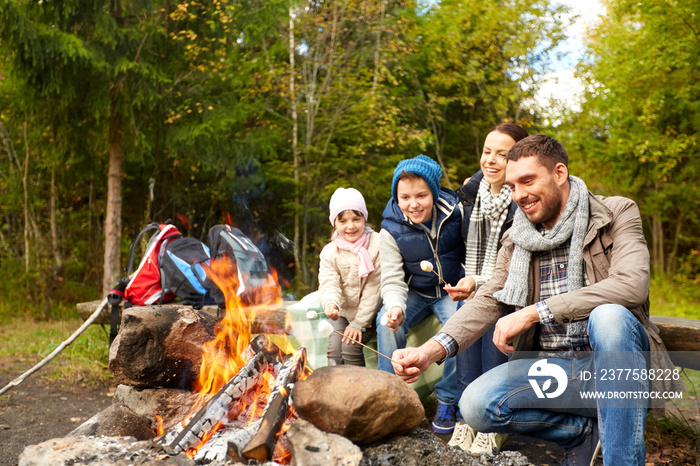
[155,257,312,464]
[17,254,436,466]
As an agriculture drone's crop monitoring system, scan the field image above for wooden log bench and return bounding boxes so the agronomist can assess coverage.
[648,315,700,371]
[76,301,700,371]
[76,300,289,335]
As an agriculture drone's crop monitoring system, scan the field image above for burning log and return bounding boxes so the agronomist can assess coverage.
[241,347,307,462]
[193,419,261,463]
[159,350,267,452]
[159,348,272,453]
[247,333,286,372]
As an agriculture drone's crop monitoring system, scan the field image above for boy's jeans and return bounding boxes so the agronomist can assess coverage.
[460,304,650,466]
[376,291,460,405]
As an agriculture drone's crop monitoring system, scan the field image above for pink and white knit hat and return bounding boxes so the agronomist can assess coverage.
[328,187,369,225]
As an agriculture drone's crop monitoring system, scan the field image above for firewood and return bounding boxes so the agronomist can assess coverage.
[160,350,270,453]
[248,334,285,370]
[193,419,261,463]
[241,347,307,462]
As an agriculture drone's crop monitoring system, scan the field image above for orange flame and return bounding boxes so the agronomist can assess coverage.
[183,254,303,463]
[193,257,283,396]
[176,213,191,230]
[223,212,235,227]
[155,415,164,436]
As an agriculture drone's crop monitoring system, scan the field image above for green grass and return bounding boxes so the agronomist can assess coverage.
[649,274,700,319]
[0,318,113,387]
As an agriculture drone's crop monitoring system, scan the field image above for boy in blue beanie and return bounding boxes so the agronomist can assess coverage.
[377,154,466,434]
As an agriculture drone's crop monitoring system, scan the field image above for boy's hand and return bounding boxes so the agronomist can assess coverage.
[384,307,405,331]
[444,276,476,301]
[324,304,340,320]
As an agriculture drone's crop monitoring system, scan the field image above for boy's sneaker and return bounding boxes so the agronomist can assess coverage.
[447,421,477,449]
[467,432,509,455]
[561,422,600,466]
[431,401,456,434]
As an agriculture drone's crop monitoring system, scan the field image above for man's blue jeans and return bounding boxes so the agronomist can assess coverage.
[460,304,650,466]
[376,291,460,405]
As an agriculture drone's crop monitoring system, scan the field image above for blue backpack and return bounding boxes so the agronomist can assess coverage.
[159,237,217,308]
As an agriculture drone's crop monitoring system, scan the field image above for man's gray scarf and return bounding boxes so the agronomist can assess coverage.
[494,176,589,308]
[464,179,512,279]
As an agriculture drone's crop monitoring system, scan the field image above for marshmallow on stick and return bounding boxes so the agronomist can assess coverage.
[307,307,340,319]
[420,260,445,283]
[318,319,335,337]
[318,320,398,364]
[306,310,326,319]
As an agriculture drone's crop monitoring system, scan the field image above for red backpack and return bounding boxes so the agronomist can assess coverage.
[123,223,183,306]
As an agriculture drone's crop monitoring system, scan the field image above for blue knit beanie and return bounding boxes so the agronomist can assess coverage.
[391,155,442,202]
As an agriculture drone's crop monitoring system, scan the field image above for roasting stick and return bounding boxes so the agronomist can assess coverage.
[311,307,393,328]
[420,260,445,284]
[311,308,391,333]
[318,320,399,365]
[0,297,109,396]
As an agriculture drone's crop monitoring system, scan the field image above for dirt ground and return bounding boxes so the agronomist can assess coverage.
[1,356,698,466]
[0,357,113,466]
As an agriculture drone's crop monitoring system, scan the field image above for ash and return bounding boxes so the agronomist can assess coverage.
[20,429,535,466]
[359,428,534,466]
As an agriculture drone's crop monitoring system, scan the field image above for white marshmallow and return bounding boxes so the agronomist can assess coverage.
[306,310,319,319]
[318,319,334,337]
[420,260,433,272]
[380,314,389,326]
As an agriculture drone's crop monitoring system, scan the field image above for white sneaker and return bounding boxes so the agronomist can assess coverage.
[447,422,477,450]
[466,432,509,455]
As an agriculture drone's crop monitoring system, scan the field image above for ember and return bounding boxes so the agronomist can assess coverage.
[157,256,312,464]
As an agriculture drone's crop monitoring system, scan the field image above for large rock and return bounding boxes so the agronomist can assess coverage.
[292,366,424,444]
[109,306,217,388]
[114,384,203,432]
[287,419,362,466]
[67,404,155,440]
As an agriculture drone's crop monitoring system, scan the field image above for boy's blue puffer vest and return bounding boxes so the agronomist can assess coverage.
[381,188,465,298]
[456,170,517,242]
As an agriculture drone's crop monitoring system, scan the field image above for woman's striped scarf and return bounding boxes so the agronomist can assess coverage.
[464,179,512,280]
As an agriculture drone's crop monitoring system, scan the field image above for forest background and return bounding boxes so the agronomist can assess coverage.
[0,0,698,323]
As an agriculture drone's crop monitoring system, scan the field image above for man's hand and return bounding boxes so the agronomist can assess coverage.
[324,304,340,320]
[342,325,362,345]
[444,276,477,302]
[391,340,447,383]
[384,307,405,331]
[493,305,540,355]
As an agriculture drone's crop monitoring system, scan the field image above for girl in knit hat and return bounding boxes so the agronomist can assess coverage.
[318,187,382,366]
